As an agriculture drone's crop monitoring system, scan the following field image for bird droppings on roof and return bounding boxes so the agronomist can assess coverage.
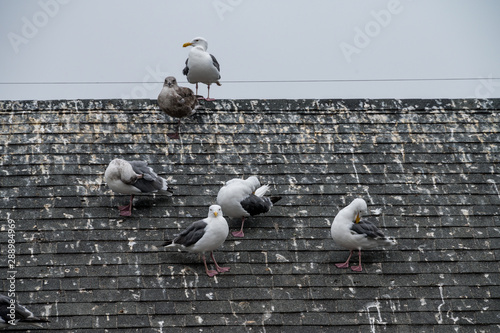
[0,98,499,332]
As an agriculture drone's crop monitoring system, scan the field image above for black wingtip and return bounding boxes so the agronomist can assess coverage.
[21,317,50,326]
[28,317,50,323]
[160,240,171,247]
[270,196,282,204]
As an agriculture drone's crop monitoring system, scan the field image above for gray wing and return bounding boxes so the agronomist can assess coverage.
[0,294,45,323]
[0,295,12,322]
[128,160,166,193]
[128,160,156,179]
[210,54,220,73]
[182,58,189,76]
[174,220,208,247]
[0,294,33,321]
[178,86,195,99]
[240,195,272,216]
[350,218,386,239]
[178,86,198,108]
[0,295,10,305]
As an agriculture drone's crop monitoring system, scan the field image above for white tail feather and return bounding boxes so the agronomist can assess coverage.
[254,184,270,197]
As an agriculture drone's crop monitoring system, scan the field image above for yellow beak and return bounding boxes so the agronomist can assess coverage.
[355,213,361,223]
[183,42,192,47]
[214,212,218,217]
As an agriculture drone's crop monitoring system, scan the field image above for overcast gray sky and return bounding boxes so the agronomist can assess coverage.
[1,0,499,100]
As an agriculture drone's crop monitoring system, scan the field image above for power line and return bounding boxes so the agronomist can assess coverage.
[0,77,499,85]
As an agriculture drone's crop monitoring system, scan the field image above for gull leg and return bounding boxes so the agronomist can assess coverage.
[351,250,363,272]
[168,119,181,139]
[202,254,218,277]
[196,83,205,100]
[118,195,134,216]
[232,217,246,238]
[205,84,215,101]
[211,251,230,273]
[335,250,353,269]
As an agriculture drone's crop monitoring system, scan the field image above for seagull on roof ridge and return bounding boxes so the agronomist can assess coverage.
[104,159,173,216]
[157,76,198,139]
[217,176,281,238]
[330,198,396,272]
[182,37,221,101]
[161,205,230,277]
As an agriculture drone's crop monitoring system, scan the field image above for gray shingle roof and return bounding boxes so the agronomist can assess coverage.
[1,98,499,332]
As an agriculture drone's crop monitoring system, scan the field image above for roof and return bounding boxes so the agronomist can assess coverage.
[1,98,499,332]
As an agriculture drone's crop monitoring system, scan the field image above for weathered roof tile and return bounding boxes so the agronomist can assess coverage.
[1,98,499,331]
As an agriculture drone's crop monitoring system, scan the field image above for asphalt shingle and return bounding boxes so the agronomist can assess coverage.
[0,98,499,332]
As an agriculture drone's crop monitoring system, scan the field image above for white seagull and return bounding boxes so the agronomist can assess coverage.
[157,76,198,139]
[104,159,173,216]
[182,37,221,101]
[217,176,281,238]
[331,198,396,272]
[0,294,49,329]
[161,205,230,277]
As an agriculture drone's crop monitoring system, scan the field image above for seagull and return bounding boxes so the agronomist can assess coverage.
[330,198,396,272]
[157,76,198,139]
[182,37,221,101]
[104,159,173,216]
[217,176,281,238]
[161,205,230,277]
[0,294,49,329]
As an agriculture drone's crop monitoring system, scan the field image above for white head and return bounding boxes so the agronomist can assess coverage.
[246,176,261,189]
[183,37,208,51]
[109,159,139,183]
[208,204,223,218]
[348,198,368,223]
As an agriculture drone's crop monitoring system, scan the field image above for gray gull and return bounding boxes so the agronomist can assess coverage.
[104,159,173,216]
[216,176,281,238]
[157,76,198,139]
[161,205,230,277]
[331,198,396,272]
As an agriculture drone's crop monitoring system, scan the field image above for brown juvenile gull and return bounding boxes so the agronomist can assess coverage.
[331,198,396,272]
[216,176,281,238]
[182,37,221,101]
[104,159,173,216]
[161,205,230,277]
[0,294,49,329]
[157,76,198,139]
